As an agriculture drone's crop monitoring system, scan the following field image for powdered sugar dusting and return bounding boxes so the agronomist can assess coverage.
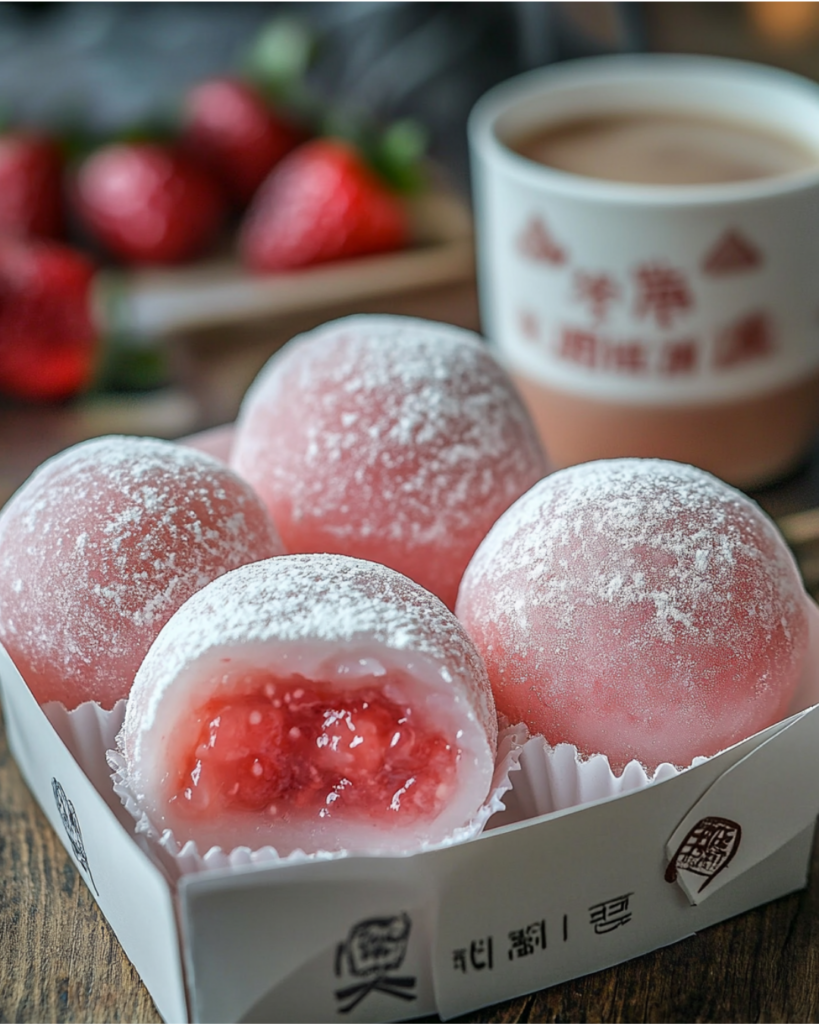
[231,315,548,608]
[464,459,803,653]
[457,458,810,768]
[0,435,283,708]
[125,553,496,752]
[118,554,498,856]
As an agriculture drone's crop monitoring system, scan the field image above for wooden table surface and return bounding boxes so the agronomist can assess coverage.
[4,399,819,1023]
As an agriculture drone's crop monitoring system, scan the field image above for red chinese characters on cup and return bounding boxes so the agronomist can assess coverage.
[515,226,774,382]
[516,214,568,266]
[471,56,819,486]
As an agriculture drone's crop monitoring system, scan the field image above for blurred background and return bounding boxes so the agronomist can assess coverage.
[0,1,650,192]
[3,1,819,505]
[3,3,819,191]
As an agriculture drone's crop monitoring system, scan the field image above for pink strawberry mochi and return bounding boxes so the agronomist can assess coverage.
[0,435,283,709]
[118,554,498,857]
[456,458,811,773]
[229,314,549,610]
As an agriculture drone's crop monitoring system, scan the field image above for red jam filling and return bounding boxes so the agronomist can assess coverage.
[169,672,459,822]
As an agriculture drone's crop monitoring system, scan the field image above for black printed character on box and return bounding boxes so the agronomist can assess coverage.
[452,936,494,973]
[588,893,633,934]
[51,777,98,896]
[508,919,546,959]
[334,912,417,1013]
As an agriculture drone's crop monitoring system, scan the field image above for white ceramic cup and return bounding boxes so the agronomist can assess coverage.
[469,55,819,487]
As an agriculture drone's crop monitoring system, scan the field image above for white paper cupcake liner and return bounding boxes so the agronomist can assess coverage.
[493,599,819,827]
[42,699,131,826]
[107,720,529,877]
[491,737,711,828]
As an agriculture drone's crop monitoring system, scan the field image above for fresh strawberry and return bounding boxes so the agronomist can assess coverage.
[74,143,226,265]
[182,77,305,205]
[0,131,64,240]
[239,138,410,272]
[0,239,98,401]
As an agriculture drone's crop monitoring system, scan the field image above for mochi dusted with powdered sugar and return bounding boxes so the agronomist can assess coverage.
[0,435,283,709]
[456,458,811,771]
[117,554,497,857]
[230,314,549,610]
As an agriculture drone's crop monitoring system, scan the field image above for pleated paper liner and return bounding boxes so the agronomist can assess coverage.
[40,598,819,878]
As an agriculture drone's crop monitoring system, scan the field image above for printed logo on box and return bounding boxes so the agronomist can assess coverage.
[665,816,742,894]
[333,912,417,1014]
[51,777,98,896]
[588,893,634,934]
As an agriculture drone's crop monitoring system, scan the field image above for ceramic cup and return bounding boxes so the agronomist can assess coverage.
[469,55,819,487]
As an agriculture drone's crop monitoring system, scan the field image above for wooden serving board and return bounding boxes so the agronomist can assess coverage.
[97,189,475,338]
[89,187,480,436]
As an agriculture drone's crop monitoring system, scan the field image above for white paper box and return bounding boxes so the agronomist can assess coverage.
[3,627,819,1024]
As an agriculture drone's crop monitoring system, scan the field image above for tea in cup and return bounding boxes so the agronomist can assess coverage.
[469,55,819,487]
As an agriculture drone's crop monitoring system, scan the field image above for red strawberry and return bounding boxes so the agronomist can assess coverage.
[182,77,305,205]
[239,138,410,272]
[0,131,64,240]
[0,239,97,401]
[75,143,226,265]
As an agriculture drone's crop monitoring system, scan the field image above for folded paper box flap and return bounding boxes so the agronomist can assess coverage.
[431,718,819,1021]
[666,705,819,905]
[179,855,441,1024]
[0,644,189,1024]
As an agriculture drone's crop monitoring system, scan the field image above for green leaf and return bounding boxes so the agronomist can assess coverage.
[369,119,430,194]
[91,276,170,394]
[114,114,178,147]
[243,18,317,98]
[94,342,170,395]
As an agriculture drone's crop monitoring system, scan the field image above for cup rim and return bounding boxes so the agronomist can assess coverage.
[468,53,819,206]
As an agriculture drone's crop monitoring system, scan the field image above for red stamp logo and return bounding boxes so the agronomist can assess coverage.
[558,328,599,368]
[518,308,541,342]
[660,338,699,375]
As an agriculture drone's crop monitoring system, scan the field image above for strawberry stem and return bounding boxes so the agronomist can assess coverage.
[91,276,170,393]
[369,119,429,195]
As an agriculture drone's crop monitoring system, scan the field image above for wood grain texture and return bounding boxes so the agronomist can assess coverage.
[0,708,161,1024]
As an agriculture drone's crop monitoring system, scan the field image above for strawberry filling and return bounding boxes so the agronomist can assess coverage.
[169,672,460,823]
